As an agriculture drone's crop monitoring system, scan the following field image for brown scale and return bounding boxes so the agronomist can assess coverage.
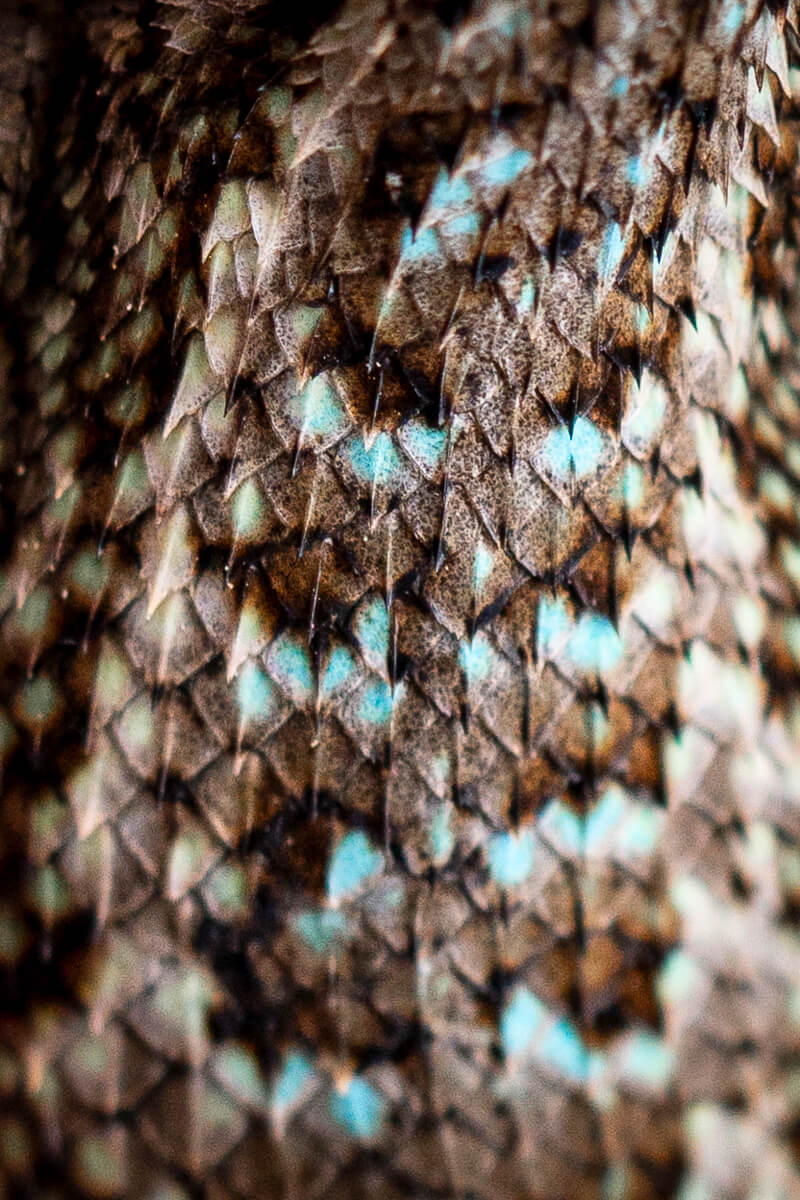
[1,2,800,1198]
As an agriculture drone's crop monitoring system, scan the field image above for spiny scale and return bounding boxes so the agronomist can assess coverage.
[0,1,799,1197]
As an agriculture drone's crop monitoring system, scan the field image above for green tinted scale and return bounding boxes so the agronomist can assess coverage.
[212,1043,270,1111]
[228,593,272,677]
[68,547,110,602]
[84,337,121,391]
[18,674,59,728]
[38,380,68,419]
[40,331,71,376]
[123,301,161,358]
[10,586,52,637]
[203,861,248,922]
[108,380,149,428]
[231,477,269,543]
[201,181,250,260]
[26,863,71,925]
[108,449,152,527]
[166,826,217,899]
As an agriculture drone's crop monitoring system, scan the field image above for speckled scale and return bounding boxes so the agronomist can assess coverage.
[0,1,800,1198]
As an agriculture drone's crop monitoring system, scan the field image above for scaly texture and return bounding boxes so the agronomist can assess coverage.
[1,2,800,1197]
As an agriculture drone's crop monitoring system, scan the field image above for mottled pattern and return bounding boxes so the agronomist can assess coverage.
[1,1,800,1197]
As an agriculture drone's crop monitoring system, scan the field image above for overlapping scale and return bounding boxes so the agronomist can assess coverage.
[1,1,799,1197]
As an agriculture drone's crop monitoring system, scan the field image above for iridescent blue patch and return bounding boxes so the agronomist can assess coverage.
[537,595,571,658]
[518,277,535,314]
[598,222,625,284]
[472,543,494,591]
[542,417,603,481]
[482,148,532,187]
[488,828,536,887]
[430,168,472,211]
[236,661,279,721]
[569,417,604,476]
[499,7,531,36]
[585,786,627,852]
[443,211,481,237]
[295,908,348,953]
[353,596,390,666]
[327,831,383,902]
[399,418,447,476]
[539,799,583,857]
[500,987,545,1056]
[566,613,623,673]
[724,1,746,33]
[459,635,492,682]
[619,804,660,857]
[401,225,440,262]
[539,1017,589,1082]
[429,803,454,864]
[626,155,649,187]
[358,678,393,726]
[658,948,703,1006]
[268,634,314,705]
[626,375,667,446]
[329,1076,385,1139]
[621,461,644,508]
[621,1032,674,1088]
[320,645,357,699]
[272,1050,315,1112]
[346,431,402,487]
[290,373,349,440]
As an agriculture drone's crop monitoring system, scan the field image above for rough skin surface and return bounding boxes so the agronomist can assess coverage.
[1,1,800,1197]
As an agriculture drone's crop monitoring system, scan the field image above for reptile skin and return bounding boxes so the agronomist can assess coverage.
[1,1,800,1197]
